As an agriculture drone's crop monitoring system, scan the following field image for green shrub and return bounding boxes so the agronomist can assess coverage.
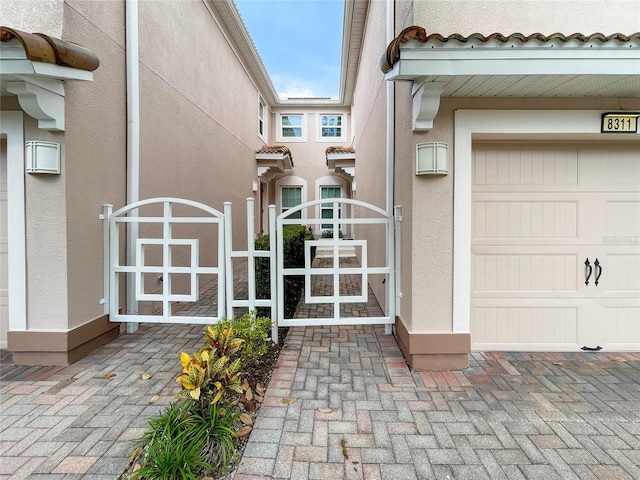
[255,225,314,318]
[210,312,271,366]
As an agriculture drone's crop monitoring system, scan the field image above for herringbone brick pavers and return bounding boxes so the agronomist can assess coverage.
[236,326,640,480]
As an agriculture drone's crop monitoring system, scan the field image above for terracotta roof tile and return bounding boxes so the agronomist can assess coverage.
[381,26,640,73]
[1,26,99,71]
[256,145,292,155]
[325,146,355,155]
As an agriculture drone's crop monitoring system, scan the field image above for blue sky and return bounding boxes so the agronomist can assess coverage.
[234,0,345,100]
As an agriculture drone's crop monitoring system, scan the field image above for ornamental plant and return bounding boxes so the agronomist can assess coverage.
[176,327,244,403]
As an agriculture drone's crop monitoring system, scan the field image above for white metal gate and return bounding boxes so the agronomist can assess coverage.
[103,197,398,340]
[103,197,276,330]
[276,198,396,329]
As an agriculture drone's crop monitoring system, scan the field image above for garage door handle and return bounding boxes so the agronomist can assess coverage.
[594,258,602,286]
[584,258,592,286]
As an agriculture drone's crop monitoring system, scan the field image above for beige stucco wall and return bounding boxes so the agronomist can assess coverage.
[350,0,389,309]
[1,0,64,37]
[270,106,352,234]
[138,0,264,257]
[63,0,127,329]
[414,0,640,35]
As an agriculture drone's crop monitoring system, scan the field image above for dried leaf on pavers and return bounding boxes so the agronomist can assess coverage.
[235,426,252,437]
[201,477,214,480]
[340,438,349,459]
[282,397,297,404]
[553,362,563,366]
[318,408,333,413]
[149,395,159,404]
[256,383,265,395]
[255,394,264,403]
[610,356,627,363]
[140,373,152,380]
[100,373,116,379]
[352,461,360,465]
[240,413,253,425]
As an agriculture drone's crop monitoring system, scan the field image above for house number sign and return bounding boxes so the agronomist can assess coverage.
[601,112,639,133]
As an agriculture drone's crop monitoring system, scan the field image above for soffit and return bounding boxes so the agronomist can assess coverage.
[383,27,640,98]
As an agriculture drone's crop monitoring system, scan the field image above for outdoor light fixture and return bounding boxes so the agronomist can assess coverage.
[416,142,448,175]
[25,141,61,174]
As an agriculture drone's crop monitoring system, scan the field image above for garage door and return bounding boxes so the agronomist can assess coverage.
[471,143,640,351]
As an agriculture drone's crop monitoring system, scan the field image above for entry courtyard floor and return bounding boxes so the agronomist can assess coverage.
[1,323,639,479]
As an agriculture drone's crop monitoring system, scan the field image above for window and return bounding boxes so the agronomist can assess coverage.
[258,101,265,137]
[281,186,302,219]
[281,114,303,138]
[320,114,343,138]
[320,186,341,229]
[317,113,347,142]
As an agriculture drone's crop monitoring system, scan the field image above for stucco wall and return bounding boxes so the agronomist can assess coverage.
[350,0,389,309]
[414,0,640,35]
[137,0,265,257]
[1,0,64,37]
[62,1,127,330]
[23,116,69,330]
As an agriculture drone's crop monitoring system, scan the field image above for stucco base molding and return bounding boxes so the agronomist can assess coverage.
[395,318,470,371]
[8,315,120,366]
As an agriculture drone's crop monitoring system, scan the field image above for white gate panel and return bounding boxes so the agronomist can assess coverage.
[276,198,395,328]
[108,198,225,324]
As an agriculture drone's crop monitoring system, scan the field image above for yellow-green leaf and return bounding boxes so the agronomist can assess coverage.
[180,352,191,369]
[189,387,201,400]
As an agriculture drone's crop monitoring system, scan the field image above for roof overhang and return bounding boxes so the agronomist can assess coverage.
[256,146,294,180]
[382,27,640,131]
[1,27,99,131]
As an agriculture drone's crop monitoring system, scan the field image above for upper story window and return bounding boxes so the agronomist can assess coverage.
[277,114,305,142]
[318,114,346,142]
[258,101,265,137]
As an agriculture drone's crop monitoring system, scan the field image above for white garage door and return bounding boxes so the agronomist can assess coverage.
[471,143,640,351]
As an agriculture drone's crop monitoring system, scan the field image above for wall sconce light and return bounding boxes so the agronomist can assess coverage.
[252,181,259,192]
[416,142,448,175]
[25,141,61,174]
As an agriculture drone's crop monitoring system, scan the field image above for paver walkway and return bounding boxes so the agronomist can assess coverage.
[1,325,639,479]
[236,326,640,480]
[1,253,639,479]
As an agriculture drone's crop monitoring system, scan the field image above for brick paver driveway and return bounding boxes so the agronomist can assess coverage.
[236,326,640,480]
[1,325,639,479]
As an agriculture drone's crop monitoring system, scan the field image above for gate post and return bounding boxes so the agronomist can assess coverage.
[269,204,277,343]
[100,204,113,315]
[223,202,233,319]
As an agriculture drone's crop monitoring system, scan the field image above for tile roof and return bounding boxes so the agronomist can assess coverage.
[325,146,356,155]
[256,145,292,155]
[0,26,100,71]
[381,26,640,73]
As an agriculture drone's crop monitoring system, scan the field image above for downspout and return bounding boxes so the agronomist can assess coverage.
[385,0,396,333]
[126,0,140,333]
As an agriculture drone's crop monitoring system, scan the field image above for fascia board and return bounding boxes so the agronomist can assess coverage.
[1,59,93,80]
[388,57,640,79]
